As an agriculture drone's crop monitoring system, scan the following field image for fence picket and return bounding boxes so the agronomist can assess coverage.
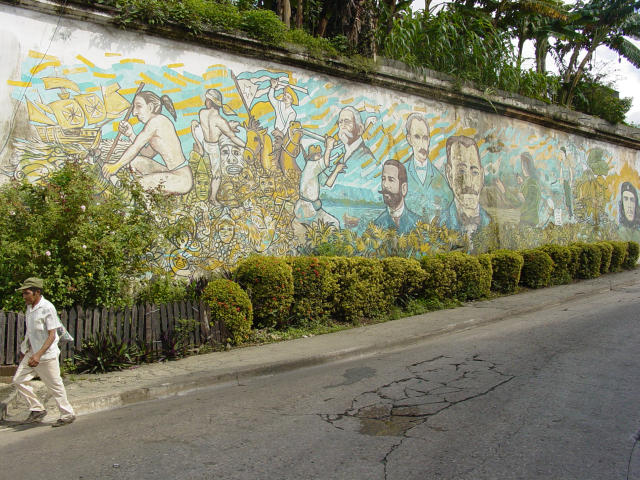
[160,304,169,333]
[0,311,6,364]
[76,306,85,350]
[6,312,16,365]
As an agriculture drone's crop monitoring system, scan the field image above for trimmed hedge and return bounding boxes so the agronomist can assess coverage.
[519,249,553,289]
[325,257,386,324]
[571,242,602,279]
[539,244,572,285]
[623,241,640,269]
[594,241,613,274]
[489,250,524,294]
[477,253,493,296]
[439,252,491,301]
[381,257,427,306]
[420,255,457,300]
[607,241,627,272]
[234,256,294,328]
[288,256,336,326]
[202,279,253,345]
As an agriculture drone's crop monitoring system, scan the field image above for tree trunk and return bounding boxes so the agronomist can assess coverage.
[562,46,595,106]
[296,0,303,29]
[281,0,292,28]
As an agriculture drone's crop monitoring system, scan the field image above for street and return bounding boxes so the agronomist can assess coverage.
[2,281,640,480]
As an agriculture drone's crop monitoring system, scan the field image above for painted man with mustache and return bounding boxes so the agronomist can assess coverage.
[403,114,452,221]
[374,159,420,234]
[440,135,489,237]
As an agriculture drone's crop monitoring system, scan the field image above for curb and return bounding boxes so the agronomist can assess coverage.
[66,271,639,417]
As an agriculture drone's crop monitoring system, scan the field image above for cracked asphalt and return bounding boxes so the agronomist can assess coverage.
[2,274,640,479]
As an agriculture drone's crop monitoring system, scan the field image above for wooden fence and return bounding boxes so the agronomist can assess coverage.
[0,301,227,365]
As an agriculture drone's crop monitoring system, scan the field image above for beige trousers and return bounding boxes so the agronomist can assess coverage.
[12,354,75,419]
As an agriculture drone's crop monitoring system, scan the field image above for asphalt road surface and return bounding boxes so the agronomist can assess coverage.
[2,282,640,480]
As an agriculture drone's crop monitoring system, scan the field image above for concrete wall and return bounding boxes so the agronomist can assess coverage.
[2,2,640,276]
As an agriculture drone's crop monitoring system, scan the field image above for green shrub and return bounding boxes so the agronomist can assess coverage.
[240,8,287,45]
[134,274,189,304]
[519,249,553,289]
[607,241,627,272]
[158,318,200,360]
[477,253,493,295]
[571,242,602,279]
[420,255,457,300]
[623,241,640,269]
[202,278,253,345]
[438,252,490,301]
[325,257,386,324]
[381,257,427,307]
[0,162,179,310]
[539,244,572,285]
[489,250,524,294]
[288,256,337,326]
[72,332,136,373]
[567,244,582,279]
[233,256,293,329]
[593,242,612,274]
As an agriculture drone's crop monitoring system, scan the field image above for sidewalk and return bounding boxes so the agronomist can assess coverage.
[2,269,638,423]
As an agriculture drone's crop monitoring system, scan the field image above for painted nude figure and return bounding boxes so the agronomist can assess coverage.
[102,91,193,194]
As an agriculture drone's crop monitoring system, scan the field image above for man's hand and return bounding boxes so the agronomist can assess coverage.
[118,120,134,138]
[28,353,41,368]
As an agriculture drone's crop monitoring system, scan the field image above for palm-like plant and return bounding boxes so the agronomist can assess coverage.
[554,0,640,106]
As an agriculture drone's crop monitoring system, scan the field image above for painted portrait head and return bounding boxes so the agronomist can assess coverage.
[379,159,408,210]
[337,106,364,146]
[620,181,640,228]
[405,113,431,165]
[445,136,484,216]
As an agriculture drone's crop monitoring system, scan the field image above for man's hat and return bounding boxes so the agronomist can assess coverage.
[277,86,299,106]
[16,277,44,291]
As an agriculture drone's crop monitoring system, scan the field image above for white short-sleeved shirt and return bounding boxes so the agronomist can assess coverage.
[20,296,62,361]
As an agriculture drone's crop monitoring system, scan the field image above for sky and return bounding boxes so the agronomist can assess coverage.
[410,0,640,125]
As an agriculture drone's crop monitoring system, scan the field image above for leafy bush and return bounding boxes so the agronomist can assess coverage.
[381,257,427,306]
[202,278,253,345]
[438,252,490,301]
[519,249,553,289]
[567,244,582,279]
[594,241,613,274]
[233,256,293,329]
[488,250,524,294]
[607,241,627,272]
[71,332,136,373]
[325,257,386,324]
[477,253,493,295]
[571,242,602,279]
[240,8,287,45]
[539,244,572,285]
[288,256,337,326]
[159,318,199,360]
[134,274,189,304]
[420,255,457,300]
[0,162,179,310]
[623,241,640,269]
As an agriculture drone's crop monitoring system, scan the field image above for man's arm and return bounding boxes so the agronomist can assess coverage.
[28,329,56,367]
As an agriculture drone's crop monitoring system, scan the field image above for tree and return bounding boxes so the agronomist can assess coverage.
[554,0,640,106]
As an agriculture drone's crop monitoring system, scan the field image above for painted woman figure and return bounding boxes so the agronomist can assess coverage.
[619,181,640,228]
[102,91,193,194]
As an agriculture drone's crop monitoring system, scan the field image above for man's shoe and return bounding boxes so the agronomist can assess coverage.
[51,415,75,427]
[23,410,47,424]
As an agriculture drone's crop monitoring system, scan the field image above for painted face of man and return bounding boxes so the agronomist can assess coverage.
[220,142,245,176]
[218,221,235,244]
[338,109,357,145]
[407,120,430,164]
[132,96,153,123]
[446,142,483,214]
[623,190,636,222]
[379,163,406,210]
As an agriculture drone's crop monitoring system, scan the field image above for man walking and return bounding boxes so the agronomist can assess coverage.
[12,277,75,427]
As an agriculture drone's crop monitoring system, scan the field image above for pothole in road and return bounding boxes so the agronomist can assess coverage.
[322,354,514,438]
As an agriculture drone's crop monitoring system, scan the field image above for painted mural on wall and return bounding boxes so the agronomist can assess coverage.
[1,8,640,276]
